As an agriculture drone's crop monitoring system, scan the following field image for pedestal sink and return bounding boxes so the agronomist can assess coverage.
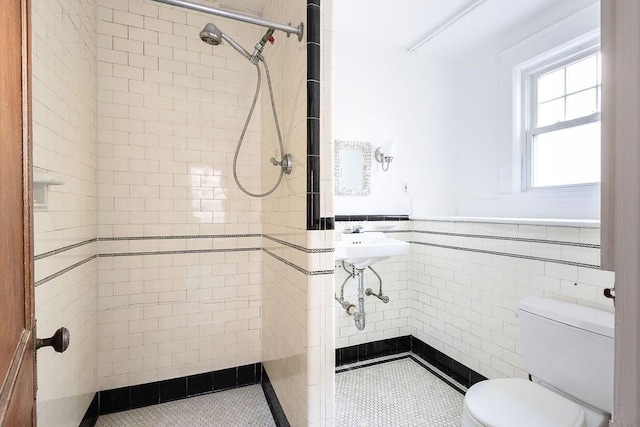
[334,232,410,269]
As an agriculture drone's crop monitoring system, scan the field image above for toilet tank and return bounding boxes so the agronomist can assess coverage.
[518,297,614,414]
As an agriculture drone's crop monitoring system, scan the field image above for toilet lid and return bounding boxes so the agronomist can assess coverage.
[465,378,585,427]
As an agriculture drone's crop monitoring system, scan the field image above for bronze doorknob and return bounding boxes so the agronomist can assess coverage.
[36,327,70,353]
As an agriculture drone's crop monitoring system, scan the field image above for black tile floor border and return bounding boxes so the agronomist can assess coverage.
[97,362,263,415]
[335,335,487,389]
[335,354,467,395]
[79,393,99,427]
[261,366,291,427]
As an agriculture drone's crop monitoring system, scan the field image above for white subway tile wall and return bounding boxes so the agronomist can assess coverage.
[259,1,308,230]
[320,0,333,219]
[96,0,265,390]
[410,220,614,380]
[33,0,99,424]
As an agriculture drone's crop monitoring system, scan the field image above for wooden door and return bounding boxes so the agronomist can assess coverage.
[601,1,640,426]
[0,0,35,425]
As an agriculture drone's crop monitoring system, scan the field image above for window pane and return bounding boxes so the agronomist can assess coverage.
[566,54,598,93]
[532,121,601,187]
[538,68,565,102]
[566,88,598,120]
[537,98,564,127]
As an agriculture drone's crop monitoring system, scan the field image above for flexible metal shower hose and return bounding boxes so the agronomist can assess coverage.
[232,58,286,198]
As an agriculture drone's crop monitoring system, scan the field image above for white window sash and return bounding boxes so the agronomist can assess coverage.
[523,47,601,191]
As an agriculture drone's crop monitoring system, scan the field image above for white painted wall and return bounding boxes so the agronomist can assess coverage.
[455,2,601,219]
[332,26,458,216]
[333,0,601,220]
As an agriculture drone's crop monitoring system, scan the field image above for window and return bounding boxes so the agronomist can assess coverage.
[522,43,601,189]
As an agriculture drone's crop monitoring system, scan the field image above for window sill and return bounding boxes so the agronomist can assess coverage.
[413,216,600,228]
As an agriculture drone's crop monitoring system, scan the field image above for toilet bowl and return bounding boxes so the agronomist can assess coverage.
[462,378,586,427]
[461,297,614,427]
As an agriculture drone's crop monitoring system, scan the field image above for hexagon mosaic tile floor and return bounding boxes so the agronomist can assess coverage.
[95,384,275,427]
[95,356,465,426]
[335,357,465,426]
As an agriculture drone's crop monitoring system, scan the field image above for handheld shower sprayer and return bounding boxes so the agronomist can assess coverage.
[199,22,292,197]
[200,23,253,62]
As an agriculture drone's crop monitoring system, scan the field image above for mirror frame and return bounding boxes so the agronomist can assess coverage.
[334,140,371,196]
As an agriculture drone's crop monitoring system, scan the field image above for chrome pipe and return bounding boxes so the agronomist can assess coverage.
[354,269,366,331]
[220,32,252,61]
[365,288,389,303]
[365,265,390,303]
[150,0,304,40]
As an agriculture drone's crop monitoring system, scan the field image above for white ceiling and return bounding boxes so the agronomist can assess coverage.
[334,0,599,58]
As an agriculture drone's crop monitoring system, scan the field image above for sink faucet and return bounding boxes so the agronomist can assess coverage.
[344,224,365,234]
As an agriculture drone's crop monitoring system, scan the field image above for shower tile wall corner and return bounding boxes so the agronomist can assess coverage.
[33,0,99,425]
[260,0,335,424]
[95,0,264,391]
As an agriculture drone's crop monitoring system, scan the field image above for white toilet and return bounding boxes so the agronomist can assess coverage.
[462,297,614,427]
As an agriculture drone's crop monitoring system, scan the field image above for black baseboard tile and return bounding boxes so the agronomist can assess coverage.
[336,335,488,389]
[336,336,411,366]
[79,393,99,427]
[131,382,160,409]
[159,377,186,403]
[97,362,263,415]
[261,366,290,427]
[99,386,130,415]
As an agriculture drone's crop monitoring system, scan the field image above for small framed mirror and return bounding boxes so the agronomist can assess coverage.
[334,140,371,196]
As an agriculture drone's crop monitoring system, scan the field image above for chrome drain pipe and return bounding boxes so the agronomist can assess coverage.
[334,262,389,331]
[353,269,366,330]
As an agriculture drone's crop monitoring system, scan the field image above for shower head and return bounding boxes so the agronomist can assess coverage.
[200,23,254,62]
[200,23,223,46]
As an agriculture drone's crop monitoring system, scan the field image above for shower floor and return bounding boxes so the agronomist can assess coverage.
[94,384,275,427]
[336,355,466,426]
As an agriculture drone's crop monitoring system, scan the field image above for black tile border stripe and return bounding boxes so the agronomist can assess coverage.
[335,335,487,390]
[411,241,600,269]
[263,234,333,253]
[35,233,334,288]
[34,255,98,287]
[335,215,411,222]
[97,363,263,415]
[98,234,261,241]
[98,247,261,257]
[34,238,97,261]
[413,229,600,249]
[306,0,324,231]
[261,366,290,427]
[262,248,334,276]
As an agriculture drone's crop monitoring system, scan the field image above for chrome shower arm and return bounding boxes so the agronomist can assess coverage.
[150,0,304,40]
[221,33,253,61]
